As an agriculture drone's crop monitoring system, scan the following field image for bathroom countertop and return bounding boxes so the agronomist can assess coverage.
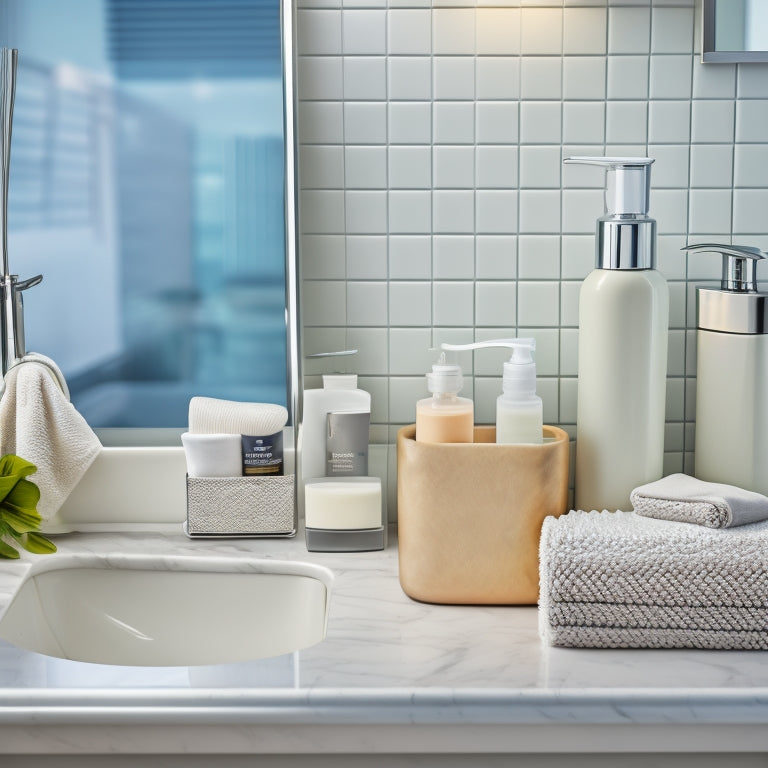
[2,528,768,757]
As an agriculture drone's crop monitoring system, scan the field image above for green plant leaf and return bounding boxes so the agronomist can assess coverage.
[1,504,43,534]
[15,532,57,555]
[0,454,37,480]
[4,477,41,511]
[0,538,20,559]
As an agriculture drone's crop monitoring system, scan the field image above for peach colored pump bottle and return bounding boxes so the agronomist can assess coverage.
[415,356,473,444]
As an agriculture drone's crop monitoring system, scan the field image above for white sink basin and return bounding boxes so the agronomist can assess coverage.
[0,555,332,667]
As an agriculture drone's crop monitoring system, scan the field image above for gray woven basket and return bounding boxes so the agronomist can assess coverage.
[186,475,296,536]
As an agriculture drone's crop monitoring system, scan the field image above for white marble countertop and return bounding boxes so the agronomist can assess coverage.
[2,527,768,756]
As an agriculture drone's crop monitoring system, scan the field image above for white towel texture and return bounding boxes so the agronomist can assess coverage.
[539,509,768,650]
[188,397,288,436]
[631,473,768,528]
[0,358,101,520]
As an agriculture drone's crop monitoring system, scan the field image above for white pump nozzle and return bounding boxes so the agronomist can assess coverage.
[441,339,537,396]
[564,156,654,216]
[426,350,464,395]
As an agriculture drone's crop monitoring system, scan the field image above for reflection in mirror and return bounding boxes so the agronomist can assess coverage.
[703,0,768,61]
[0,0,291,428]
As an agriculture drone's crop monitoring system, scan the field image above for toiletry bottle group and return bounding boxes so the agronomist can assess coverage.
[563,157,669,513]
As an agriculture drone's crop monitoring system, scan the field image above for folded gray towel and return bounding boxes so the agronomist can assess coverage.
[630,473,768,528]
[539,510,768,650]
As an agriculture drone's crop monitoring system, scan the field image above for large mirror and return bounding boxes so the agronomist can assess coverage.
[0,0,298,434]
[703,0,768,62]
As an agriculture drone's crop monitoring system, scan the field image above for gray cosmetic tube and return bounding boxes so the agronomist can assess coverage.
[326,410,370,476]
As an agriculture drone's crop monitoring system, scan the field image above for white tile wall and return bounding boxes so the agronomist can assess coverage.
[296,0,768,516]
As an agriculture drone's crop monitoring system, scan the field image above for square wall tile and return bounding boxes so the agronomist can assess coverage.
[299,102,344,144]
[433,102,475,144]
[738,64,768,98]
[389,377,427,425]
[344,102,387,144]
[520,102,562,144]
[433,282,475,326]
[607,56,649,101]
[476,8,521,55]
[651,7,694,54]
[345,190,387,233]
[300,145,345,189]
[563,57,606,101]
[433,236,475,279]
[667,329,686,377]
[518,235,560,279]
[606,101,648,145]
[656,235,688,281]
[477,190,518,234]
[563,7,607,55]
[301,235,346,279]
[300,189,345,233]
[562,189,603,233]
[519,190,560,233]
[648,145,690,188]
[388,9,431,54]
[688,190,732,236]
[475,282,517,326]
[476,58,520,101]
[651,189,688,235]
[476,236,517,279]
[691,100,735,144]
[389,102,431,144]
[560,281,581,326]
[521,58,562,101]
[389,190,432,234]
[342,10,386,54]
[648,101,691,144]
[474,377,502,426]
[563,102,605,145]
[433,9,475,55]
[302,280,347,326]
[298,56,343,101]
[389,328,433,375]
[521,8,563,56]
[344,146,387,188]
[518,281,560,327]
[389,236,432,279]
[476,146,518,189]
[734,145,768,188]
[344,57,386,100]
[609,7,650,54]
[524,329,559,377]
[736,101,768,143]
[649,55,692,100]
[434,57,475,100]
[347,328,389,375]
[689,145,733,188]
[733,190,768,234]
[477,102,519,144]
[520,145,561,188]
[559,377,577,424]
[389,283,432,326]
[433,190,475,233]
[347,280,388,326]
[692,58,735,99]
[388,58,431,100]
[389,146,432,189]
[560,328,578,376]
[347,235,387,280]
[434,146,475,188]
[561,235,594,279]
[297,9,342,55]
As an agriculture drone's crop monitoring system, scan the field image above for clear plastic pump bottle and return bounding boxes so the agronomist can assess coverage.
[442,339,542,444]
[415,353,474,443]
[563,157,669,513]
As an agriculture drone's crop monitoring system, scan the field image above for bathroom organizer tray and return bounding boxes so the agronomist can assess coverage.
[186,475,296,537]
[397,425,569,605]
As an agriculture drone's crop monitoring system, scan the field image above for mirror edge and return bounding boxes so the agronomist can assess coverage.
[702,0,768,62]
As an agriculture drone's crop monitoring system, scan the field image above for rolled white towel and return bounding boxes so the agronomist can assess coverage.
[630,473,768,528]
[188,397,288,436]
[181,433,242,478]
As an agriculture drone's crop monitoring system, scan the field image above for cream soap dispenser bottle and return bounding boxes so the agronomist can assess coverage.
[415,352,473,443]
[683,243,768,494]
[441,339,542,444]
[563,157,669,513]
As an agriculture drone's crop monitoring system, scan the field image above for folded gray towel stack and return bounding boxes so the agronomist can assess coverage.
[630,473,768,528]
[539,510,768,650]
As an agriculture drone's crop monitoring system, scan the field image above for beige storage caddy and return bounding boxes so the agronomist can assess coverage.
[397,424,569,605]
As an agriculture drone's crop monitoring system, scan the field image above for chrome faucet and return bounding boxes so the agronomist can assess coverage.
[0,47,42,377]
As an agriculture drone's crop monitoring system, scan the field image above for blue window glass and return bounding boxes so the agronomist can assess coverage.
[1,0,287,427]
